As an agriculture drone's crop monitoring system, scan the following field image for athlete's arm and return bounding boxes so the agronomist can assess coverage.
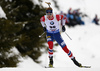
[56,15,66,26]
[40,16,45,27]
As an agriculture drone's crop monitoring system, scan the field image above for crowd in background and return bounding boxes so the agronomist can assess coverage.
[60,8,100,27]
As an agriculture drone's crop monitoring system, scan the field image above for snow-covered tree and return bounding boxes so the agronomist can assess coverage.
[0,0,46,67]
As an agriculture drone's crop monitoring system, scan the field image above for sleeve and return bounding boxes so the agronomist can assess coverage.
[61,15,67,26]
[40,16,45,27]
[56,15,66,26]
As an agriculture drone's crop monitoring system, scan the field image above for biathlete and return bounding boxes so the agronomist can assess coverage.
[40,5,82,67]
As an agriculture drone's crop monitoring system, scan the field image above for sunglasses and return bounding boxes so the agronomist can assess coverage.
[46,13,52,15]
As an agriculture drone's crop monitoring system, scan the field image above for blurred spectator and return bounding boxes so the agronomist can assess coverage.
[74,8,81,16]
[68,8,72,14]
[66,8,85,27]
[66,8,78,27]
[92,14,99,25]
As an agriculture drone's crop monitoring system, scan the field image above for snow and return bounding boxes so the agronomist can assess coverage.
[0,6,7,18]
[1,0,100,71]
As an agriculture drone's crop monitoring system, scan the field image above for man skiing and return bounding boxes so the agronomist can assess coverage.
[40,2,82,68]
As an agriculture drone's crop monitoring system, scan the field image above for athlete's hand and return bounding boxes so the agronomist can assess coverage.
[43,27,46,32]
[62,26,66,32]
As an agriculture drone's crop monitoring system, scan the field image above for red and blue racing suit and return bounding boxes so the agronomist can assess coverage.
[40,15,74,59]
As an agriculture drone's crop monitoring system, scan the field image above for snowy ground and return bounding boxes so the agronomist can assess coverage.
[1,0,100,71]
[38,20,100,70]
[1,21,100,71]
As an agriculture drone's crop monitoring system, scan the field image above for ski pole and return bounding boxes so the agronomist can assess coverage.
[65,32,72,40]
[39,32,45,38]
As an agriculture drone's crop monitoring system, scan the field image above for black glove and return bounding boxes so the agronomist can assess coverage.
[62,26,66,32]
[43,27,46,32]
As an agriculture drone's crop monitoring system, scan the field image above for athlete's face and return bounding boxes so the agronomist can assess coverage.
[46,9,53,19]
[46,13,53,19]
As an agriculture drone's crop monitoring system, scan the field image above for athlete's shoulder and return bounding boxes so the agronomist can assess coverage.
[56,14,64,21]
[40,15,46,22]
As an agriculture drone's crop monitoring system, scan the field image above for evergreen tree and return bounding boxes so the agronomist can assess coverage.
[0,0,46,67]
[0,18,22,67]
